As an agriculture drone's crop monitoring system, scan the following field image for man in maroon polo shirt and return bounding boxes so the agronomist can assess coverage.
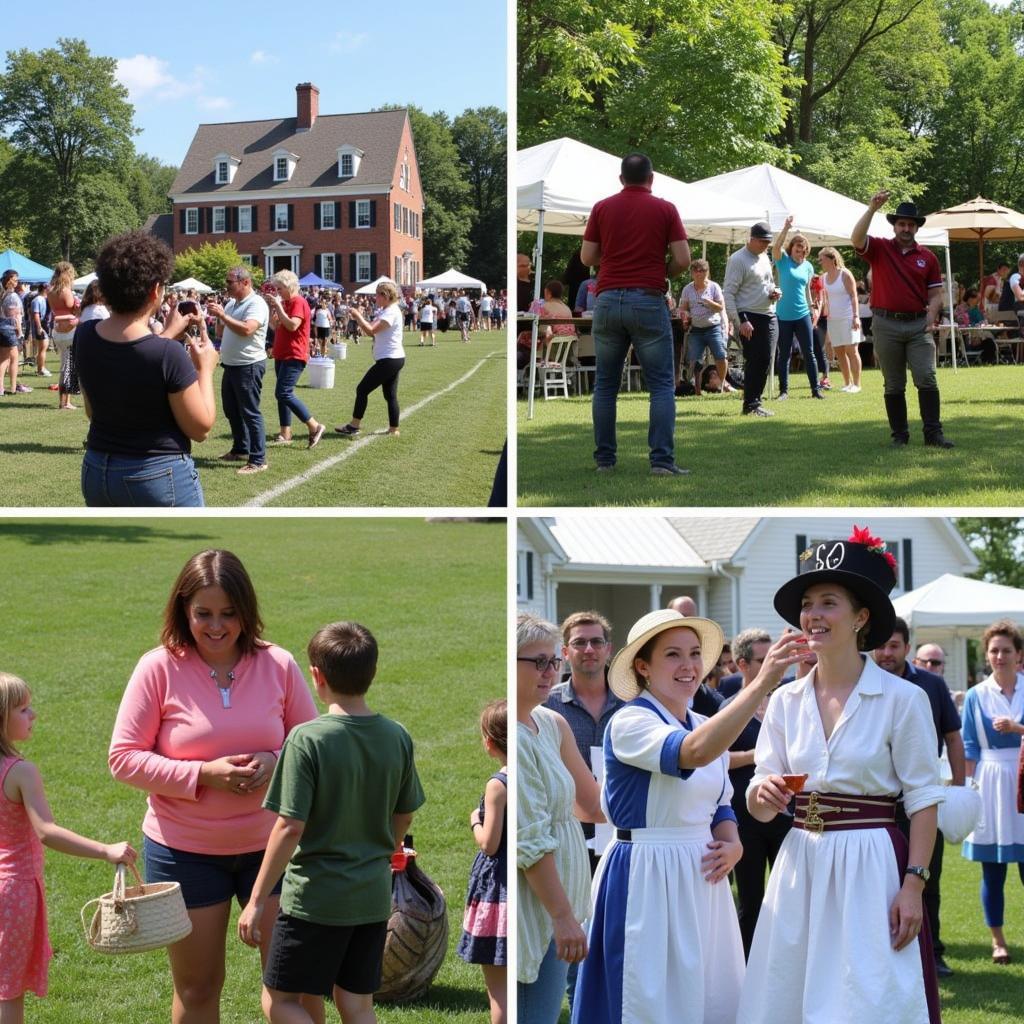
[580,153,690,476]
[852,192,954,449]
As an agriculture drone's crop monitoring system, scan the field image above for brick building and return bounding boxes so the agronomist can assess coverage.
[153,84,423,288]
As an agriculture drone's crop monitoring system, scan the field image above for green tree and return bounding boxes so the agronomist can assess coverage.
[452,107,506,290]
[126,153,178,225]
[0,38,137,261]
[174,241,260,290]
[956,518,1024,589]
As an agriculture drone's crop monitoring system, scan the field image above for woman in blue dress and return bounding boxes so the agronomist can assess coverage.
[571,609,806,1024]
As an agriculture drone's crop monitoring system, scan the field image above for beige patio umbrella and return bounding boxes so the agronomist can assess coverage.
[925,196,1024,289]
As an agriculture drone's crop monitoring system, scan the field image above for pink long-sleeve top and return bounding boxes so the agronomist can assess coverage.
[109,643,318,855]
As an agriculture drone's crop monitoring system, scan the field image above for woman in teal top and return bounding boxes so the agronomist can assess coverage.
[772,216,823,400]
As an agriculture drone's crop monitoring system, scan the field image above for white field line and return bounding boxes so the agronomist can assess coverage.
[243,350,503,507]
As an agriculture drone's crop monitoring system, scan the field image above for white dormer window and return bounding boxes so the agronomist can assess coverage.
[273,148,298,182]
[336,144,364,179]
[213,153,240,185]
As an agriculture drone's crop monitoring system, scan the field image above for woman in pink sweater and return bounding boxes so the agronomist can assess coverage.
[109,550,321,1024]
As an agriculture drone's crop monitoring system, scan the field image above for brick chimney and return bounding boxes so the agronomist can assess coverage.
[296,83,319,131]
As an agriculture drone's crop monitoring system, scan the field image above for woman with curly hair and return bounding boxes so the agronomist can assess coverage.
[72,229,217,506]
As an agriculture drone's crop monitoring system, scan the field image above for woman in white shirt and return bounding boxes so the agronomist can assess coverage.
[335,281,406,437]
[820,247,863,392]
[737,527,944,1024]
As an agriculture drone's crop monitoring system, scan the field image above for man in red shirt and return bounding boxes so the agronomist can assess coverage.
[580,153,690,476]
[852,192,953,449]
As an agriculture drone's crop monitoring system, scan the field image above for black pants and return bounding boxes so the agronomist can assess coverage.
[740,312,777,411]
[734,811,792,957]
[353,357,405,428]
[896,814,946,954]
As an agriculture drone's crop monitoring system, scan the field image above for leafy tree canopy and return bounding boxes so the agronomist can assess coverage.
[956,518,1024,590]
[174,241,263,291]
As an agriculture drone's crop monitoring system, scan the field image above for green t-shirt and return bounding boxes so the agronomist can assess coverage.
[264,711,425,926]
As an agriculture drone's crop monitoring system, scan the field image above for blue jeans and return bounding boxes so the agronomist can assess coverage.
[592,289,676,468]
[274,358,312,427]
[517,940,568,1024]
[81,451,204,507]
[776,315,818,393]
[686,323,726,363]
[222,361,267,465]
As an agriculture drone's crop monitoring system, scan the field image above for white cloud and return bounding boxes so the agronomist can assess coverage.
[250,50,279,65]
[329,32,369,53]
[115,55,231,115]
[199,96,231,111]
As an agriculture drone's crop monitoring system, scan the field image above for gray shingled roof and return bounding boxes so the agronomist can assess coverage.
[169,109,410,196]
[144,213,174,246]
[667,517,761,563]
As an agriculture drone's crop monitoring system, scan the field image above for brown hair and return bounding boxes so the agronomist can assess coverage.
[160,550,264,656]
[632,625,701,690]
[982,619,1023,653]
[0,672,32,758]
[544,279,564,299]
[561,610,612,645]
[308,621,379,695]
[786,234,810,256]
[96,230,175,314]
[48,261,76,294]
[480,698,507,756]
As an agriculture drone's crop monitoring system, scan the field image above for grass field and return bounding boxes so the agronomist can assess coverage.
[518,365,1024,507]
[0,332,506,507]
[0,518,505,1024]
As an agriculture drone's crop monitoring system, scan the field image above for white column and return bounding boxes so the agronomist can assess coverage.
[649,583,662,611]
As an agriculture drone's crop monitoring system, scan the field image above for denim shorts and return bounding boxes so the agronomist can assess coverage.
[143,835,281,909]
[263,911,387,996]
[686,323,726,362]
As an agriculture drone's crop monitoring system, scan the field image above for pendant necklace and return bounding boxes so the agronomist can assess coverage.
[210,668,235,709]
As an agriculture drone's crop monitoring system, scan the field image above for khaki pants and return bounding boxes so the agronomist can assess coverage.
[871,314,937,395]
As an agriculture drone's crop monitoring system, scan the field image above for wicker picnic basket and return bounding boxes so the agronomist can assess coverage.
[81,862,192,954]
[375,844,449,1003]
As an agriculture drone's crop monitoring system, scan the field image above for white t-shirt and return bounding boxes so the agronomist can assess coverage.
[219,290,269,366]
[455,295,472,314]
[480,294,493,312]
[419,302,435,324]
[373,304,406,360]
[314,307,332,328]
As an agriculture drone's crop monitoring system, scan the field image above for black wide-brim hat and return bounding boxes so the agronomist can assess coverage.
[886,201,926,227]
[773,534,898,650]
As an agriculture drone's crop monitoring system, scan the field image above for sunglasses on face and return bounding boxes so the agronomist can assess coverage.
[518,656,562,672]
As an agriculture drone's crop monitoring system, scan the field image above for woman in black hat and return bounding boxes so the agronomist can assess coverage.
[736,526,945,1024]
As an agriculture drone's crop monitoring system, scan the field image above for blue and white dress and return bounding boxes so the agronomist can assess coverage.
[571,693,744,1024]
[962,673,1024,862]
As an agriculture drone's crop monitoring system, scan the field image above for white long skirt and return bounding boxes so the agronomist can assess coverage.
[736,826,928,1024]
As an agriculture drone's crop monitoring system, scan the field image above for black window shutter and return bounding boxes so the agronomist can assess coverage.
[314,254,321,277]
[795,534,807,573]
[902,539,913,592]
[288,205,294,231]
[335,254,341,281]
[252,206,258,232]
[179,209,186,233]
[348,201,356,228]
[231,207,238,232]
[349,253,356,281]
[334,201,341,229]
[370,253,377,278]
[370,200,377,227]
[205,208,212,233]
[314,205,321,230]
[526,552,534,600]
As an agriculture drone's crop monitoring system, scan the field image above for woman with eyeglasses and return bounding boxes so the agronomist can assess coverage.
[335,280,406,438]
[517,614,602,1024]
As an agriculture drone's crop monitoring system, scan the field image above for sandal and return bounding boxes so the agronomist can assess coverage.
[308,423,326,449]
[993,945,1011,965]
[271,434,293,445]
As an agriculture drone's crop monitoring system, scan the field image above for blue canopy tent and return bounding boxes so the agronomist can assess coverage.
[0,249,53,284]
[298,272,340,289]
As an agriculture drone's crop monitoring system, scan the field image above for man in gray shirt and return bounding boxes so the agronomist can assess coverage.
[723,222,780,417]
[208,266,269,474]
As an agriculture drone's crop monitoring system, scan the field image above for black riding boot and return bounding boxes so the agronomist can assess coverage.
[884,393,910,446]
[919,389,954,448]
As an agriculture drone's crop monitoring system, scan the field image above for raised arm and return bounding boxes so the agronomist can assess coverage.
[852,189,889,251]
[772,215,793,263]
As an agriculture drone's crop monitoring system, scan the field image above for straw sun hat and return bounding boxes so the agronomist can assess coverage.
[608,610,724,702]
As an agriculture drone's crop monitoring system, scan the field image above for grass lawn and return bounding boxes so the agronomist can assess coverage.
[0,518,505,1024]
[0,331,506,507]
[518,365,1024,507]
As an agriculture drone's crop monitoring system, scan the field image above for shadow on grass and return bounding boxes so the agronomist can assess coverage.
[2,440,84,455]
[940,942,1023,1013]
[382,983,488,1014]
[0,523,210,544]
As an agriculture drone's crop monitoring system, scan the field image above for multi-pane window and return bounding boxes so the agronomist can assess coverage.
[275,204,289,231]
[212,207,226,233]
[238,206,252,233]
[400,161,410,190]
[185,208,199,234]
[356,200,371,228]
[321,254,336,282]
[216,161,228,184]
[340,153,354,177]
[240,254,253,265]
[394,203,401,231]
[356,252,371,282]
[275,156,288,180]
[395,257,402,281]
[321,202,336,229]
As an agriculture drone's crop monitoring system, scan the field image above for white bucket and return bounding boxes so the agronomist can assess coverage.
[329,341,347,361]
[306,358,335,389]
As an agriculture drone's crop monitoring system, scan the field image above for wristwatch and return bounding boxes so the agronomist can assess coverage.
[905,865,930,883]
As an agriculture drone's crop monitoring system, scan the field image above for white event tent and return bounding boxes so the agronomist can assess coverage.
[72,271,97,291]
[416,268,487,293]
[354,275,396,295]
[170,276,213,294]
[517,137,764,416]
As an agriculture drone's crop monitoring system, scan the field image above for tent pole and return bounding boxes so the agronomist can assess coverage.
[527,210,546,420]
[944,244,958,373]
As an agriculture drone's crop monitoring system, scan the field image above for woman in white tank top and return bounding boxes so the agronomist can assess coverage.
[819,247,862,392]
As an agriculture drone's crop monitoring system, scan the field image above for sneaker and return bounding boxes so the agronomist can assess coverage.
[237,462,268,475]
[37,367,52,377]
[820,377,832,390]
[743,406,774,417]
[308,423,326,448]
[14,383,32,393]
[840,384,854,392]
[651,463,691,477]
[846,384,861,393]
[270,434,293,445]
[219,451,247,462]
[776,391,789,401]
[335,423,360,437]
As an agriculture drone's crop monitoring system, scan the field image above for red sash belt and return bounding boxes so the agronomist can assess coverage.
[793,792,898,833]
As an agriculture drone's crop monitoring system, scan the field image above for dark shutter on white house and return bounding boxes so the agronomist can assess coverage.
[902,540,913,592]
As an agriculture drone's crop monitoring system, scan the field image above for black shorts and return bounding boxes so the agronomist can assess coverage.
[263,912,388,996]
[315,326,331,340]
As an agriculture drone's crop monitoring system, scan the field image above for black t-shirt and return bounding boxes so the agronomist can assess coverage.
[73,319,198,456]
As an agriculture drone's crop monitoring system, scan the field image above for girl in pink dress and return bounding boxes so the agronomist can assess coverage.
[0,672,136,1024]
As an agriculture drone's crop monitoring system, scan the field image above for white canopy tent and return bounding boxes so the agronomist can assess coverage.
[170,276,213,294]
[517,138,765,416]
[354,275,396,295]
[72,271,97,292]
[416,268,487,293]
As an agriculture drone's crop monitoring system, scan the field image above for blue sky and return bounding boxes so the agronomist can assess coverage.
[1,0,507,166]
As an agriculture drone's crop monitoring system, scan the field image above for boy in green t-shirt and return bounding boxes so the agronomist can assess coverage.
[239,621,426,1024]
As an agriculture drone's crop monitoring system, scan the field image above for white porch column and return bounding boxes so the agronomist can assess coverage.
[649,584,662,611]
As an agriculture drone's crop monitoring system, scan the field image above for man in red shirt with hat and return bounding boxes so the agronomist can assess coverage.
[852,191,953,449]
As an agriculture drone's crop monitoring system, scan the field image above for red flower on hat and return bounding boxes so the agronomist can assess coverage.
[849,525,898,573]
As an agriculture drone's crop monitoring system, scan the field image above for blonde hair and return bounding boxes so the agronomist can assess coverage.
[819,246,845,269]
[376,281,399,305]
[0,672,31,758]
[49,261,76,294]
[271,269,299,295]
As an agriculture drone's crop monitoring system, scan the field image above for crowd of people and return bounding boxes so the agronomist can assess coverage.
[517,151,1024,473]
[517,525,1024,1024]
[0,548,507,1024]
